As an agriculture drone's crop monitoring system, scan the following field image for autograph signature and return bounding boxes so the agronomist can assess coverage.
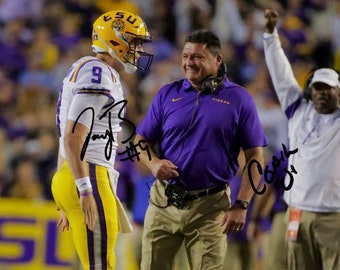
[117,139,152,162]
[73,100,150,162]
[248,144,298,195]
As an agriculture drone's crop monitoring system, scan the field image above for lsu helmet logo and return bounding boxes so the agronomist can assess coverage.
[112,19,125,32]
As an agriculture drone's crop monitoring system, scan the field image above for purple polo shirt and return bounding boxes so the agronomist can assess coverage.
[136,78,267,190]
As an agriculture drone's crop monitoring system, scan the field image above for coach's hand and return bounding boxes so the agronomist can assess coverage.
[221,208,247,234]
[264,9,279,33]
[151,158,179,180]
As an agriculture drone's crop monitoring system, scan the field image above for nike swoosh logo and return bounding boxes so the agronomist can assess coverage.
[172,97,183,102]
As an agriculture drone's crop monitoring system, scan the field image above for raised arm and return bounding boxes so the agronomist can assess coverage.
[263,9,304,113]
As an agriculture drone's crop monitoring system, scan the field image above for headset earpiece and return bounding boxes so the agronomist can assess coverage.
[303,66,320,100]
[201,62,227,93]
[303,71,314,100]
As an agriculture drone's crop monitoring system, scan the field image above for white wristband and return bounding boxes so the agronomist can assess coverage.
[75,177,92,193]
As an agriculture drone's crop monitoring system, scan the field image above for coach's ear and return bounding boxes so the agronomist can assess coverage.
[303,67,319,100]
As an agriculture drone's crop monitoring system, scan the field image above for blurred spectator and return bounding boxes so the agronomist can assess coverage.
[1,84,58,200]
[41,1,68,35]
[284,0,311,25]
[220,41,242,84]
[278,10,317,62]
[63,0,100,38]
[239,44,266,85]
[151,0,176,44]
[0,127,12,196]
[13,86,55,135]
[138,18,176,74]
[331,1,340,70]
[18,26,59,92]
[0,70,17,119]
[122,162,152,270]
[2,157,43,200]
[257,89,289,157]
[95,0,140,14]
[304,1,340,70]
[0,18,30,80]
[212,0,283,51]
[173,0,213,45]
[139,58,182,113]
[0,1,338,269]
[114,156,138,270]
[0,0,43,23]
[28,26,60,70]
[49,47,82,95]
[32,129,59,200]
[52,12,82,52]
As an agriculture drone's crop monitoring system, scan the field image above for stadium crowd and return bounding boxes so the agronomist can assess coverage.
[0,0,339,269]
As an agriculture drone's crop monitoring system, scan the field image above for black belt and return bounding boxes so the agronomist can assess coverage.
[185,185,227,201]
[163,181,227,209]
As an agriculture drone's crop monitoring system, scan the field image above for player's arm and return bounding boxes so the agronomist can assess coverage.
[64,120,89,180]
[57,148,65,170]
[65,93,109,231]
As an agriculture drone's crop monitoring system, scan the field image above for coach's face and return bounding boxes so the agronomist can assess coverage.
[182,42,221,90]
[311,83,340,114]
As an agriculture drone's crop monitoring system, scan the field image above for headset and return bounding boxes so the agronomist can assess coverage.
[201,62,227,93]
[303,67,340,100]
[303,66,319,100]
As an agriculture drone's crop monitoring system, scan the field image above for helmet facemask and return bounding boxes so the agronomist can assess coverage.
[120,32,154,73]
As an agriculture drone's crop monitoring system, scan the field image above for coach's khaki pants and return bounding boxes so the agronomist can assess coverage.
[285,207,340,270]
[141,180,230,270]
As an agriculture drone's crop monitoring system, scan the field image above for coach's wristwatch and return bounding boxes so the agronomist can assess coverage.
[233,200,249,210]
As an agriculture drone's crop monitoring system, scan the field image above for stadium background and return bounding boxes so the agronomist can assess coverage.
[0,0,339,269]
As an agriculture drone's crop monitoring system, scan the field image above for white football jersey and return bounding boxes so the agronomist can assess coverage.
[56,56,125,168]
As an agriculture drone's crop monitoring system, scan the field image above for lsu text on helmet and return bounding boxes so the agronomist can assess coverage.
[92,10,153,73]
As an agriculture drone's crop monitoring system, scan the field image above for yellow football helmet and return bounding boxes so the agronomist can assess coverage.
[92,10,153,73]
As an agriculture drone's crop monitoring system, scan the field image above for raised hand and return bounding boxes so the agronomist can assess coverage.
[264,9,279,33]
